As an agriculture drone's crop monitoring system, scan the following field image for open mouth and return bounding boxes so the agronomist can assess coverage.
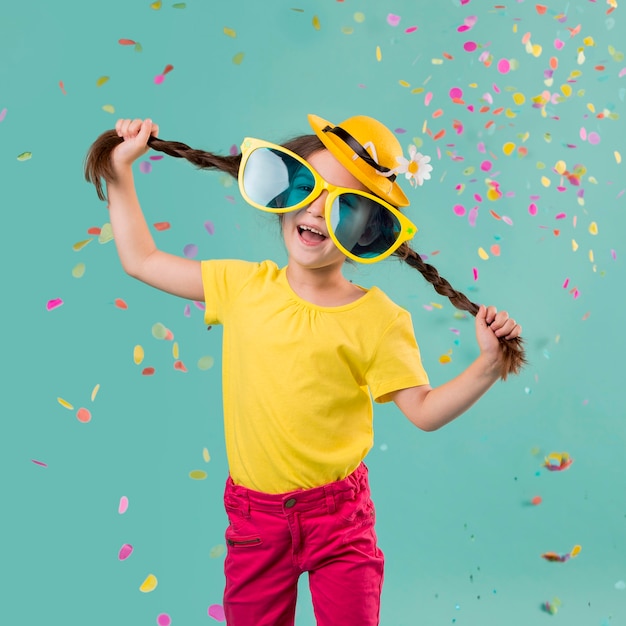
[297,224,327,243]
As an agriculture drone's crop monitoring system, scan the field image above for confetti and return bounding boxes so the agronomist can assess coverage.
[17,152,32,161]
[142,367,156,376]
[47,298,64,311]
[154,222,171,231]
[204,221,215,235]
[189,470,208,480]
[387,13,401,27]
[31,460,48,467]
[232,52,245,65]
[73,239,92,251]
[542,545,581,562]
[223,27,236,38]
[312,15,321,30]
[91,384,100,402]
[183,243,198,258]
[208,605,226,622]
[209,544,225,558]
[118,39,136,45]
[0,108,7,122]
[544,452,573,471]
[76,408,92,423]
[96,76,109,87]
[174,360,188,372]
[118,496,129,514]
[531,495,542,505]
[134,345,145,365]
[58,397,74,410]
[198,356,215,370]
[114,298,128,310]
[118,544,133,560]
[140,574,158,593]
[72,262,86,278]
[98,223,114,244]
[203,448,211,462]
[157,615,172,626]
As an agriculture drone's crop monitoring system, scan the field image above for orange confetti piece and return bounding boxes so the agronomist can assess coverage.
[531,495,542,505]
[153,222,171,231]
[87,227,102,235]
[442,52,454,60]
[142,367,156,376]
[567,24,581,37]
[162,64,174,75]
[59,81,67,95]
[490,244,501,256]
[174,360,188,372]
[76,407,92,423]
[114,298,128,310]
[432,108,444,118]
[489,210,502,220]
[535,4,547,14]
[433,129,446,140]
[118,39,136,45]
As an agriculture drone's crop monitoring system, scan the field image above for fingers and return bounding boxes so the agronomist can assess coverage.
[115,118,158,142]
[480,305,522,340]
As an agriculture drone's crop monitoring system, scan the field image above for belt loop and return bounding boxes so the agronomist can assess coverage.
[325,487,336,514]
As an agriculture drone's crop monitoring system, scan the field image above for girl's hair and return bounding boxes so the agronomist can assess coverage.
[84,130,526,380]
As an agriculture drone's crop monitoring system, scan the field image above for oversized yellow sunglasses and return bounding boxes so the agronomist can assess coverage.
[238,138,418,263]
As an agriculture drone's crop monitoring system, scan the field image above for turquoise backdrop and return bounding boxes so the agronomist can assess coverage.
[2,0,625,624]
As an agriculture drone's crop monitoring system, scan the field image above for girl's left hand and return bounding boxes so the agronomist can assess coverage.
[475,304,522,360]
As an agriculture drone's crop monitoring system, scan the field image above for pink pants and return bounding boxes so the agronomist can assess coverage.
[222,463,384,625]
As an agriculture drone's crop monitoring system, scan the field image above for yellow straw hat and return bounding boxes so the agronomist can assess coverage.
[308,113,410,207]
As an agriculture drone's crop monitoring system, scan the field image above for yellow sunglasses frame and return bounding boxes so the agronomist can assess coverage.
[238,137,418,264]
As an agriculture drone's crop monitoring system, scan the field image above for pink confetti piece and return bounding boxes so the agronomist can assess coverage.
[204,221,215,235]
[468,206,479,227]
[0,108,7,122]
[497,58,511,74]
[528,203,538,216]
[555,213,567,219]
[118,543,134,560]
[118,496,129,515]
[449,87,463,99]
[157,615,172,626]
[472,267,479,281]
[611,249,617,260]
[184,304,191,317]
[588,131,600,145]
[464,41,477,52]
[46,298,63,311]
[619,67,626,78]
[387,13,401,27]
[453,204,466,216]
[562,278,570,288]
[154,74,165,84]
[580,127,587,140]
[554,38,565,50]
[193,301,206,311]
[140,161,152,174]
[405,26,418,33]
[208,604,226,621]
[424,92,433,106]
[31,459,48,467]
[149,155,164,161]
[480,160,492,172]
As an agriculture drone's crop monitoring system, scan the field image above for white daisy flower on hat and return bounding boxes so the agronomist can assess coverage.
[395,145,433,187]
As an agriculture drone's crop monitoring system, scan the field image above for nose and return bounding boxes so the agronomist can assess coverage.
[306,190,327,218]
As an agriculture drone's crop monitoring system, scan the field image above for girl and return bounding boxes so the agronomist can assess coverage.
[85,114,524,626]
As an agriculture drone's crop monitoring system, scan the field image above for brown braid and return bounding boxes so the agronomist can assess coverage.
[396,242,527,380]
[84,130,242,201]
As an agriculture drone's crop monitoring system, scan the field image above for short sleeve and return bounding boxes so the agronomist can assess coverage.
[366,310,429,403]
[201,259,260,325]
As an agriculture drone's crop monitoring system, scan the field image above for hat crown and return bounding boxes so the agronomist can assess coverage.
[336,115,403,171]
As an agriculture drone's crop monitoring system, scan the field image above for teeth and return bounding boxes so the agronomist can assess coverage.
[299,225,325,236]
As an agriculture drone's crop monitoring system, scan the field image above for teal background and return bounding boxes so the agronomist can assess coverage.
[2,0,626,624]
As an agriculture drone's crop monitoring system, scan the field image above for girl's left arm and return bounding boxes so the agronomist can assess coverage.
[391,305,521,432]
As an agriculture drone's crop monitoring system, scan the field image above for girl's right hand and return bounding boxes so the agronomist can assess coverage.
[112,118,159,172]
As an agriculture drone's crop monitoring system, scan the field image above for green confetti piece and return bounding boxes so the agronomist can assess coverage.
[17,152,32,161]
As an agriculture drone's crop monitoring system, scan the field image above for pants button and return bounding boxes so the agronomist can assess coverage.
[284,498,297,508]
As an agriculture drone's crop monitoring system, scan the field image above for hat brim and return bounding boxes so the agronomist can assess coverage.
[308,114,409,207]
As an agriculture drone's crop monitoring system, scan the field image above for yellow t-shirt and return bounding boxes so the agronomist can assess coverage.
[202,259,429,494]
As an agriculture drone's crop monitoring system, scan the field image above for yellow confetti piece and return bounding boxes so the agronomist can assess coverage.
[133,345,145,365]
[512,92,525,105]
[505,108,517,118]
[91,384,100,402]
[96,76,109,87]
[615,151,622,164]
[583,36,595,46]
[232,52,245,65]
[203,447,211,463]
[399,80,410,87]
[312,15,320,30]
[586,103,596,113]
[189,470,208,480]
[98,223,114,244]
[572,239,579,251]
[223,27,236,38]
[478,247,489,260]
[439,354,452,364]
[139,574,158,593]
[577,50,585,65]
[73,239,92,251]
[57,397,74,410]
[72,262,86,278]
[554,160,567,174]
[17,152,32,161]
[571,544,582,557]
[354,11,365,23]
[560,84,572,97]
[376,46,382,61]
[198,356,215,370]
[541,176,551,187]
[486,188,501,201]
[172,341,179,359]
[430,302,443,309]
[431,58,444,65]
[102,104,115,114]
[589,249,594,262]
[589,221,598,235]
[150,0,162,8]
[502,142,516,156]
[531,43,542,57]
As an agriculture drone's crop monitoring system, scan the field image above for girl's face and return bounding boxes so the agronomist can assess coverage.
[281,149,374,271]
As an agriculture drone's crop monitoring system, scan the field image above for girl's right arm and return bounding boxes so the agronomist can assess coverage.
[107,118,204,301]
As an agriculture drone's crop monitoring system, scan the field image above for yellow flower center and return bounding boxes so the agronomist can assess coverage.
[408,161,419,174]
